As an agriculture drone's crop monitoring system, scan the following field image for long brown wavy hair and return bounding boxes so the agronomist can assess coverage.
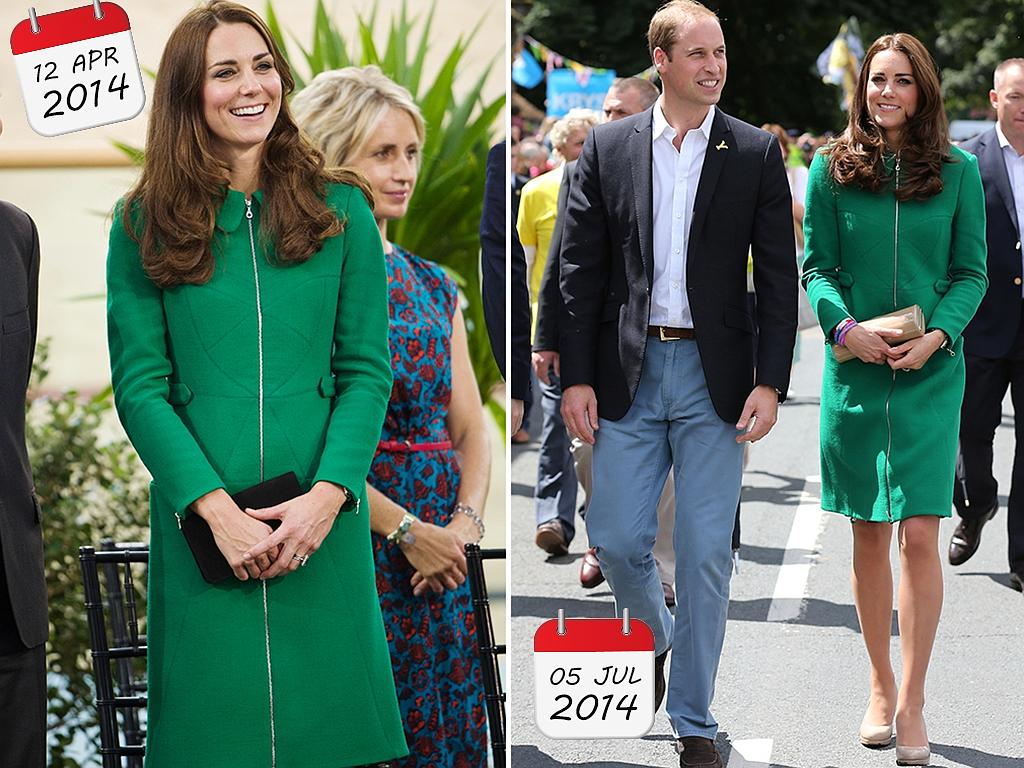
[826,33,950,202]
[123,1,370,287]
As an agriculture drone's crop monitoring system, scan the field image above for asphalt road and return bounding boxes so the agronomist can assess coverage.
[509,329,1024,768]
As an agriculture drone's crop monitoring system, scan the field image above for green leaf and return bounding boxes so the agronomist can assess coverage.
[112,141,144,166]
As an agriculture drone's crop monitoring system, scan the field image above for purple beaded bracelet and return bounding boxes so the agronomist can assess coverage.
[834,318,857,346]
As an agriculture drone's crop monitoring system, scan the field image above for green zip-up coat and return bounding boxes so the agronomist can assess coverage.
[802,146,988,522]
[107,185,408,766]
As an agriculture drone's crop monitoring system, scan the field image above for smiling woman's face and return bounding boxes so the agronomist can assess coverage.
[201,22,282,162]
[865,49,918,146]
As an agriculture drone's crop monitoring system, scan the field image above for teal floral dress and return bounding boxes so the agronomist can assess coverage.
[368,245,488,767]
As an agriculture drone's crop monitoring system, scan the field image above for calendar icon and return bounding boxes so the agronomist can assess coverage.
[534,610,656,739]
[10,1,146,137]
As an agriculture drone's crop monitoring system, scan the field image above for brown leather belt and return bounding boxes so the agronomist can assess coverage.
[647,325,695,341]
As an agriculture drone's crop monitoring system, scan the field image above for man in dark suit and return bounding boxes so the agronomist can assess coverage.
[481,139,531,434]
[950,58,1024,592]
[559,3,796,764]
[532,77,677,594]
[0,113,47,766]
[481,141,508,379]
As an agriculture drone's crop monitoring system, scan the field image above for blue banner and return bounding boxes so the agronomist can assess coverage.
[546,69,617,118]
[513,49,545,89]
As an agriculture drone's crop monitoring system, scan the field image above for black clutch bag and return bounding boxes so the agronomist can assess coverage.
[180,472,303,584]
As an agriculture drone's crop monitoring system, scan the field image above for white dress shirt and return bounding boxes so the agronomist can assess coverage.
[996,124,1024,297]
[650,101,715,328]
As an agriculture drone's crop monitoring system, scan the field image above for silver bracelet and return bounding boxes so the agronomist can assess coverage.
[454,502,484,542]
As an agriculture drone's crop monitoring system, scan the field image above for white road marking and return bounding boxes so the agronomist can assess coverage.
[767,479,827,622]
[726,738,773,767]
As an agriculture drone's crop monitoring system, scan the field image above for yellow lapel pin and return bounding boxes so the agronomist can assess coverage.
[716,140,728,151]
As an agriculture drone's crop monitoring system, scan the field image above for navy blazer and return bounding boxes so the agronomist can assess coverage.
[961,128,1024,359]
[0,200,47,649]
[558,107,797,423]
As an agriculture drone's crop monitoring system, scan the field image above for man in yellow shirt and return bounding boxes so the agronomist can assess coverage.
[517,109,599,555]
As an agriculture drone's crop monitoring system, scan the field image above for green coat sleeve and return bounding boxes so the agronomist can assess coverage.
[311,185,393,505]
[801,151,853,340]
[106,201,225,514]
[927,151,989,344]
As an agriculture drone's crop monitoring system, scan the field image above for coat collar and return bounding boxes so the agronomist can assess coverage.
[216,188,264,233]
[977,127,1020,236]
[629,108,655,284]
[689,108,732,247]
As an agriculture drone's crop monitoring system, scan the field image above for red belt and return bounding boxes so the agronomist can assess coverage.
[377,439,453,452]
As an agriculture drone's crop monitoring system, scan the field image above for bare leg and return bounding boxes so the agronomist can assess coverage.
[851,520,897,727]
[895,516,942,748]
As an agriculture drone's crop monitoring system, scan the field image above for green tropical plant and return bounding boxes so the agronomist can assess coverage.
[27,342,150,767]
[266,0,505,419]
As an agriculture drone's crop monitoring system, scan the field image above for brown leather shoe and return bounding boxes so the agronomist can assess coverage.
[580,548,605,588]
[948,501,997,566]
[654,648,669,711]
[663,581,676,608]
[676,737,723,767]
[535,520,568,556]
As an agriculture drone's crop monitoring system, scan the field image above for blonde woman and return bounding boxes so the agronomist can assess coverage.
[292,66,490,767]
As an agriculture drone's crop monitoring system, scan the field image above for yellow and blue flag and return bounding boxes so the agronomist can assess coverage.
[816,17,864,111]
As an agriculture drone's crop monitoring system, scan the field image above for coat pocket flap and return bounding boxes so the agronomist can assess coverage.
[834,268,855,288]
[167,382,194,406]
[318,374,338,398]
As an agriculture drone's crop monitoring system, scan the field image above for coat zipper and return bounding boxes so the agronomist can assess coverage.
[246,197,277,768]
[882,153,901,524]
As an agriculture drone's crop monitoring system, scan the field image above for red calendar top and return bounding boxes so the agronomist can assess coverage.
[11,3,130,55]
[534,617,654,652]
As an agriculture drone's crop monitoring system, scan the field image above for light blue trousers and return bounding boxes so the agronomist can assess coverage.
[587,338,743,739]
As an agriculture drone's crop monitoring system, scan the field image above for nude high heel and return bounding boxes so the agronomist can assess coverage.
[859,720,894,747]
[895,745,931,766]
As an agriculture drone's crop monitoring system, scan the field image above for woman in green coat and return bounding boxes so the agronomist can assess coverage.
[803,33,987,765]
[105,3,407,765]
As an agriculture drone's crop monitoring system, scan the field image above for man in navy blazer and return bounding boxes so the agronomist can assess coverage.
[559,2,796,764]
[0,113,47,766]
[950,58,1024,592]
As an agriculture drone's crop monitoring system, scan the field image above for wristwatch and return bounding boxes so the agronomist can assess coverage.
[927,327,954,356]
[386,512,418,547]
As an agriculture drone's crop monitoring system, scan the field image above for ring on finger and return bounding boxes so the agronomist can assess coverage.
[291,553,310,566]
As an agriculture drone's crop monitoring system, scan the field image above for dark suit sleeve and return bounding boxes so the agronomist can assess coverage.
[480,141,506,378]
[559,134,611,390]
[510,216,531,401]
[533,161,572,352]
[26,218,39,389]
[750,136,798,397]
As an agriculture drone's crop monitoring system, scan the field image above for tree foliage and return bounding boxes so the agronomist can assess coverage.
[520,0,1020,132]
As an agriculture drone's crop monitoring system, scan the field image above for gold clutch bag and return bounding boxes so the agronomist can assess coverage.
[833,305,925,363]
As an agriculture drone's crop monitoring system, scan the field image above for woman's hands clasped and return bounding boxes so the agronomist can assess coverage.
[399,517,468,597]
[884,330,946,371]
[192,489,279,581]
[840,325,945,371]
[842,324,905,364]
[240,481,349,580]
